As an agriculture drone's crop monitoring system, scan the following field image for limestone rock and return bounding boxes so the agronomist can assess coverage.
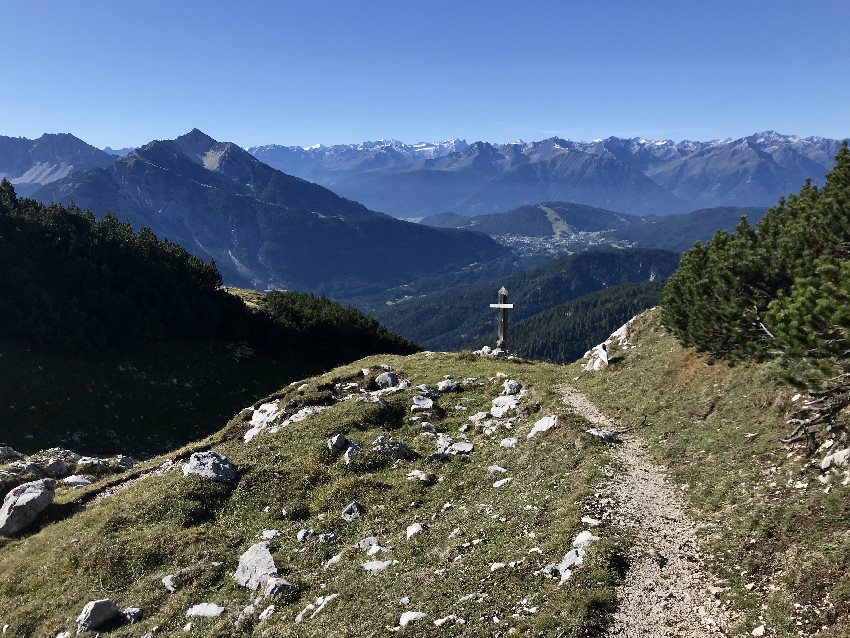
[264,577,294,598]
[502,379,521,395]
[182,451,237,483]
[327,434,349,455]
[406,522,426,539]
[76,599,120,631]
[375,371,399,388]
[0,478,55,536]
[234,542,278,590]
[162,574,179,592]
[344,443,361,464]
[500,438,518,448]
[406,469,437,484]
[114,455,136,470]
[447,442,473,455]
[585,428,615,444]
[0,447,22,462]
[527,415,557,439]
[400,611,427,627]
[372,436,415,459]
[411,395,434,412]
[821,448,850,471]
[362,559,395,575]
[62,474,94,488]
[123,607,143,623]
[437,379,459,392]
[186,603,225,618]
[491,395,519,418]
[341,501,366,522]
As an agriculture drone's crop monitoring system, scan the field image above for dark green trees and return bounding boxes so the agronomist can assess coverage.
[662,142,850,368]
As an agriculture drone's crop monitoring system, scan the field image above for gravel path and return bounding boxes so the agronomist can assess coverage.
[561,387,740,637]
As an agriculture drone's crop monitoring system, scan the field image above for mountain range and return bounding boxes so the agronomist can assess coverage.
[249,132,843,217]
[32,129,506,298]
[0,133,114,197]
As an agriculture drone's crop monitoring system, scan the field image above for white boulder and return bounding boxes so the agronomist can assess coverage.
[182,451,236,483]
[234,542,277,590]
[76,599,120,632]
[0,478,55,536]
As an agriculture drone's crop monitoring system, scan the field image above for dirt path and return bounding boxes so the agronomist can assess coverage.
[561,387,740,637]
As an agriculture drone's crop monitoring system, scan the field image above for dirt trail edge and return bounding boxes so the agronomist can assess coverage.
[561,386,741,638]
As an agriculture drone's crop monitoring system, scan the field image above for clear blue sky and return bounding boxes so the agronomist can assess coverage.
[2,0,848,148]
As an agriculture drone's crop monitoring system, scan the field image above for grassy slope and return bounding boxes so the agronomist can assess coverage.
[0,353,626,638]
[572,309,850,637]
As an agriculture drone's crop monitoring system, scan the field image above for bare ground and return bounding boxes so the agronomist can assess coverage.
[561,387,742,637]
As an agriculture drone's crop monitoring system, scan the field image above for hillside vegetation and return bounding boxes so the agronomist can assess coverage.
[0,182,417,455]
[373,248,678,352]
[0,354,626,637]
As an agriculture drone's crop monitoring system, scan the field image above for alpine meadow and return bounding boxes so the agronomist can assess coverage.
[1,2,849,637]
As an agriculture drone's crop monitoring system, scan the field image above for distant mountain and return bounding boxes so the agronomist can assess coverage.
[422,201,765,256]
[0,133,114,196]
[372,247,680,351]
[612,206,767,252]
[102,146,135,156]
[423,201,638,236]
[249,132,844,217]
[34,129,507,298]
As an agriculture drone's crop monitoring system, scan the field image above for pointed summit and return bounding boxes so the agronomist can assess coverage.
[174,128,219,160]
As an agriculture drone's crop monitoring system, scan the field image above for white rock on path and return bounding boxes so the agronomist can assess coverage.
[234,542,277,590]
[0,478,55,536]
[527,415,557,439]
[182,452,236,483]
[585,428,615,444]
[186,603,225,618]
[76,599,120,631]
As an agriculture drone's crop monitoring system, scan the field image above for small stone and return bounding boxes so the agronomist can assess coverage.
[491,396,519,418]
[363,559,395,575]
[318,532,337,543]
[341,501,366,522]
[344,443,361,464]
[358,536,381,551]
[399,611,427,627]
[162,574,179,592]
[264,577,294,598]
[447,442,474,455]
[585,428,615,444]
[375,371,399,388]
[500,438,518,448]
[406,469,436,484]
[114,455,136,470]
[123,607,144,623]
[437,379,458,392]
[527,415,557,439]
[493,477,512,488]
[186,603,225,618]
[327,434,349,455]
[260,529,280,540]
[258,605,275,621]
[62,474,94,488]
[297,529,315,542]
[581,516,602,527]
[502,379,521,395]
[406,522,426,539]
[411,396,434,412]
[752,625,766,637]
[76,599,120,631]
[487,465,507,474]
[181,451,237,483]
[234,542,277,590]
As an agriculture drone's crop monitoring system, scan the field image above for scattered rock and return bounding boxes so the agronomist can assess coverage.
[0,478,55,536]
[500,438,518,448]
[162,574,179,592]
[297,529,315,543]
[62,474,94,488]
[752,625,766,637]
[527,415,557,439]
[375,371,399,388]
[0,447,22,462]
[406,469,437,484]
[244,401,282,442]
[182,452,237,483]
[502,379,521,395]
[821,448,850,471]
[437,379,459,392]
[260,529,280,540]
[123,607,143,623]
[234,542,278,590]
[341,501,366,522]
[362,559,396,575]
[258,605,275,621]
[318,532,337,543]
[264,577,294,598]
[493,477,513,488]
[295,594,338,622]
[186,603,225,618]
[372,436,415,459]
[399,611,427,627]
[447,442,474,455]
[327,434,349,455]
[406,522,426,539]
[114,455,136,471]
[487,465,508,474]
[585,428,615,444]
[76,599,120,632]
[491,395,520,418]
[344,443,361,464]
[411,396,434,412]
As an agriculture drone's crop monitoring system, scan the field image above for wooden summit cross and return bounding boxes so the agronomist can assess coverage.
[489,286,514,350]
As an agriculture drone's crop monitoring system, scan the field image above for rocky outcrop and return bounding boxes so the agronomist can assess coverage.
[182,452,237,483]
[0,478,55,536]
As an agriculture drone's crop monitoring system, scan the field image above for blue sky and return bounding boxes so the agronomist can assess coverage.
[2,0,848,148]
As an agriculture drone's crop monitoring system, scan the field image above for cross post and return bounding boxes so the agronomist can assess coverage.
[489,286,513,351]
